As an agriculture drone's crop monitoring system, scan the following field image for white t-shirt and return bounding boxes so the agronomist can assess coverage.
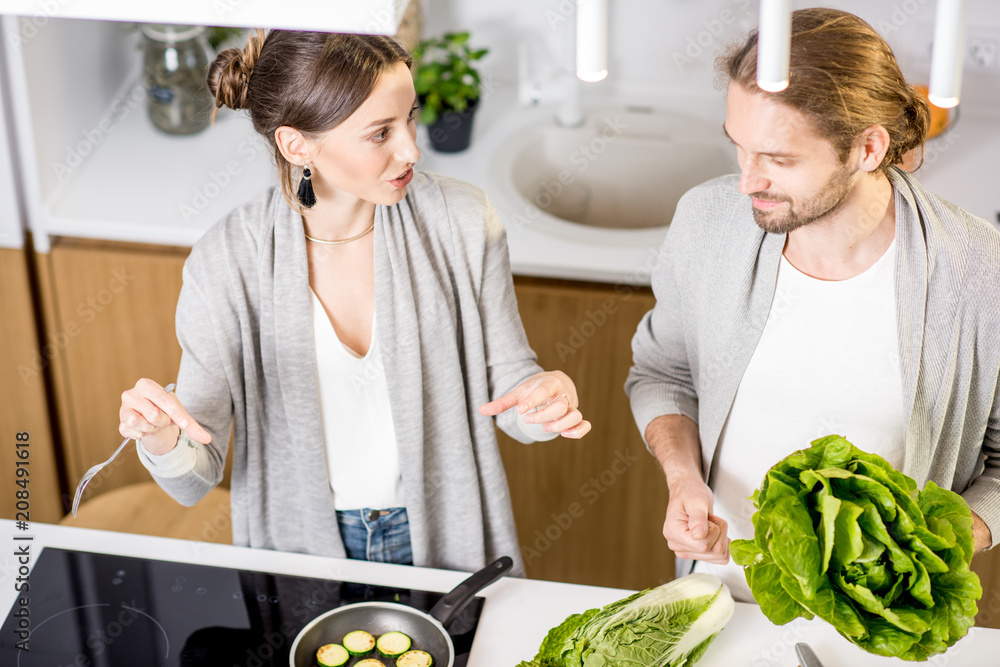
[694,240,905,602]
[139,288,555,498]
[311,290,406,511]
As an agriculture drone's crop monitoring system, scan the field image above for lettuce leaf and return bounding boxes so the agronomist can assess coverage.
[731,435,982,661]
[515,573,734,667]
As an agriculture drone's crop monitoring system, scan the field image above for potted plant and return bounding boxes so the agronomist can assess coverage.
[412,32,489,153]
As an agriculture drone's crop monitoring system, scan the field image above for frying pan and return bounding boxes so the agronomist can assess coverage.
[289,556,513,667]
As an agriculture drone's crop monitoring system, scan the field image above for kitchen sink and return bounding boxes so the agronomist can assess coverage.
[489,104,738,246]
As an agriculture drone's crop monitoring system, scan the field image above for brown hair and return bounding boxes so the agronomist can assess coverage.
[717,8,930,173]
[208,30,412,212]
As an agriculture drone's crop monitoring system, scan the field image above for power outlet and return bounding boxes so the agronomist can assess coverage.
[915,22,1000,73]
[969,37,997,68]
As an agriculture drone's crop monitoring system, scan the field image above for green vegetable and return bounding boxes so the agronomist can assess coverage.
[376,631,412,657]
[316,643,349,667]
[731,435,982,661]
[396,649,433,667]
[342,630,376,656]
[516,573,734,667]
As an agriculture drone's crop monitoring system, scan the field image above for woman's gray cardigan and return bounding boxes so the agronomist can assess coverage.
[147,171,542,575]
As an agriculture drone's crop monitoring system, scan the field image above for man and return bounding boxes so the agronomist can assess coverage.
[625,7,1000,602]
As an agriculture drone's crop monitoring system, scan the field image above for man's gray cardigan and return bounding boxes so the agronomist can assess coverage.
[626,167,1000,548]
[147,171,543,575]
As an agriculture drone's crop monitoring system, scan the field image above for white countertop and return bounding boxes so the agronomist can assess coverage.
[2,520,998,666]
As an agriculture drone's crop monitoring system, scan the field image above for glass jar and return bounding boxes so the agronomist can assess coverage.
[141,24,213,135]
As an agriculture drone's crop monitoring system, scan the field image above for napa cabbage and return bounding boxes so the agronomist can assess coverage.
[516,573,734,667]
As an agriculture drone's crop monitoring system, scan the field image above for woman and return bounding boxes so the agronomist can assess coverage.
[118,30,590,576]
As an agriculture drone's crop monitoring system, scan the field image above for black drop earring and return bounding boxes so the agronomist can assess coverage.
[297,166,316,208]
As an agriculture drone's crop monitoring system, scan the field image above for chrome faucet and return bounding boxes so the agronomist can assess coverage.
[517,0,608,128]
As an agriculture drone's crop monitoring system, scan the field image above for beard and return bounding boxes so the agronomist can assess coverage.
[749,162,858,235]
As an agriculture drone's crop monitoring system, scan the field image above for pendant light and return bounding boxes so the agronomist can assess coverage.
[576,0,608,82]
[928,0,967,108]
[756,0,792,93]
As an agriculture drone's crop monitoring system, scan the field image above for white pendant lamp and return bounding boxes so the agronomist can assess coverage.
[576,0,608,83]
[928,0,967,108]
[756,0,792,93]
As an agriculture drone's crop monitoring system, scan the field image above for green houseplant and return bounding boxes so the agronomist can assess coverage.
[411,31,489,152]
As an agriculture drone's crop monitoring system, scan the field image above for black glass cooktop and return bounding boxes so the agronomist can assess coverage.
[0,547,482,667]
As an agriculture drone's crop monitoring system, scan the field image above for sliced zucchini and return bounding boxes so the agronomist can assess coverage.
[315,643,350,667]
[355,660,386,667]
[376,631,412,657]
[396,649,434,667]
[342,630,376,656]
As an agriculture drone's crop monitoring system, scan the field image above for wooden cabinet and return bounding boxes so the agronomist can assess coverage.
[26,240,1000,627]
[0,245,62,523]
[497,276,675,591]
[973,550,1000,629]
[32,238,215,507]
[498,275,1000,631]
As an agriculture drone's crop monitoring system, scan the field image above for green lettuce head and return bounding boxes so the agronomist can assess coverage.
[730,435,982,661]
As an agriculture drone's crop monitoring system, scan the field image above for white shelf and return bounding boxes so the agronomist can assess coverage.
[47,91,275,246]
[0,40,23,249]
[1,15,295,251]
[0,0,410,33]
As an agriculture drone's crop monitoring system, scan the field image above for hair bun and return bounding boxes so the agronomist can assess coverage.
[207,28,267,111]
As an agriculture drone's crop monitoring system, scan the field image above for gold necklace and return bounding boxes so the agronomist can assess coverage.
[304,222,375,245]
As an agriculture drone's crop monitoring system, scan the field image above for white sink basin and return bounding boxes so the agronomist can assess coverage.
[490,105,737,246]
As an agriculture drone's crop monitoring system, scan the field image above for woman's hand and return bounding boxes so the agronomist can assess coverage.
[120,379,212,454]
[479,370,591,439]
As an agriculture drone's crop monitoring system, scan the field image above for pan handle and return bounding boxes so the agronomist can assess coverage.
[428,556,513,628]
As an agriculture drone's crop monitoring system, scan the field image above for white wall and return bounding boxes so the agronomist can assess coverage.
[422,0,1000,113]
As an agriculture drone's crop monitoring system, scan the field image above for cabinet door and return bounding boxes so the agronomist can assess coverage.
[0,246,62,522]
[973,550,1000,629]
[35,239,205,506]
[498,277,674,590]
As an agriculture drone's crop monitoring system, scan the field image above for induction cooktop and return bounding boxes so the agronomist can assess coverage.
[0,547,483,667]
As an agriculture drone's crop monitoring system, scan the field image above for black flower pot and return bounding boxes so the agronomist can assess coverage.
[425,97,479,153]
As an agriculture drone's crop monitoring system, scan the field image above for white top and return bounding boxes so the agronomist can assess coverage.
[695,240,905,602]
[311,290,406,511]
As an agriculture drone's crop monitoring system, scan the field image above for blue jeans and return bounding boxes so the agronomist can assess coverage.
[336,507,413,565]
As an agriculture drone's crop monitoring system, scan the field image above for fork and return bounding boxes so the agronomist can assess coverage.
[71,382,176,517]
